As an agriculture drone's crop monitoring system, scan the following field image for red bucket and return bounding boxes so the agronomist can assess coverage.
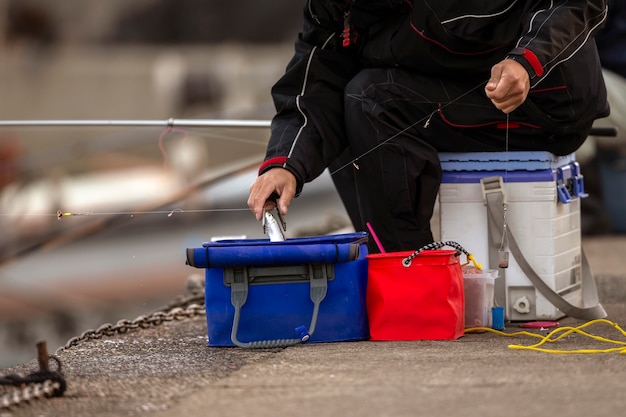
[366,249,465,340]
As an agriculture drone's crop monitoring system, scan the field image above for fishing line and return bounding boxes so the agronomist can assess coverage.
[156,126,270,168]
[1,78,491,221]
[56,208,250,218]
[0,208,250,219]
[328,79,489,177]
[0,156,262,266]
[181,128,269,146]
[498,113,510,269]
[0,125,269,220]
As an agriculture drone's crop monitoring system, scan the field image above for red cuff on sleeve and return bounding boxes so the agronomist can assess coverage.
[258,156,287,175]
[519,47,544,77]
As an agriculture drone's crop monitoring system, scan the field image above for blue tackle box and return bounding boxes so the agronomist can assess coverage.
[186,232,370,347]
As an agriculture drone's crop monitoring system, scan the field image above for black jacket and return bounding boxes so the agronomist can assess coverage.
[260,0,609,192]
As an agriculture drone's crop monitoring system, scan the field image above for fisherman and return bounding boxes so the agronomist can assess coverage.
[247,0,610,253]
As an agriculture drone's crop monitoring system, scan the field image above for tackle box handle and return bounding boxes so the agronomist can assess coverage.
[228,264,329,348]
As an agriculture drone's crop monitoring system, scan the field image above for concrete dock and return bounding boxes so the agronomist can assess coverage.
[1,235,625,417]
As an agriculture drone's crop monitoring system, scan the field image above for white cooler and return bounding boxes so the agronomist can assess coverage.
[438,151,591,321]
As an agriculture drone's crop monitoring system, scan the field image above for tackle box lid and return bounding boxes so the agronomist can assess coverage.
[187,232,369,268]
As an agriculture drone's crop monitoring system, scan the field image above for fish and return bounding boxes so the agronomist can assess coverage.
[263,210,285,242]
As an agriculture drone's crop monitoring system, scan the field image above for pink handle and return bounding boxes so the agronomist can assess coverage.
[366,222,386,253]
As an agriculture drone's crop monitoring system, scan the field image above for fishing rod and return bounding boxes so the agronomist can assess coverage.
[0,119,615,136]
[0,119,271,128]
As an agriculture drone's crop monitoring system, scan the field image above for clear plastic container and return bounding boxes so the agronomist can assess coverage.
[463,269,499,328]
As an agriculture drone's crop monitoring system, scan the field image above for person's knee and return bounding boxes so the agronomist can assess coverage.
[344,68,387,97]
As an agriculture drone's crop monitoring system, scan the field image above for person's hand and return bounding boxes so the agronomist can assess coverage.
[485,59,530,114]
[247,167,297,221]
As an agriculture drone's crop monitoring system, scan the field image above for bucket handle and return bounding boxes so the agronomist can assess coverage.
[402,241,482,269]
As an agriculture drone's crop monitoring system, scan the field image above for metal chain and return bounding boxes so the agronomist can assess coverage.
[1,380,62,409]
[1,341,66,410]
[1,293,205,409]
[56,293,206,353]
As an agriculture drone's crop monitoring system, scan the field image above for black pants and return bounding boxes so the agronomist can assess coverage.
[330,67,589,253]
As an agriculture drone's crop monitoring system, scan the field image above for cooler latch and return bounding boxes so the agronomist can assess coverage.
[570,162,589,198]
[556,162,588,204]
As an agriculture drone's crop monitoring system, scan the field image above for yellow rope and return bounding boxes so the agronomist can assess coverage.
[465,319,626,354]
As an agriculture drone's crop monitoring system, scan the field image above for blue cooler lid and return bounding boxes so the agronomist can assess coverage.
[441,169,555,183]
[439,151,575,172]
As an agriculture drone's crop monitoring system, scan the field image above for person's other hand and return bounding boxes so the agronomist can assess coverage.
[485,59,530,114]
[247,167,297,221]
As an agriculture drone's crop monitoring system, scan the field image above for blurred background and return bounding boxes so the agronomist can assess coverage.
[1,0,624,368]
[0,0,351,367]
